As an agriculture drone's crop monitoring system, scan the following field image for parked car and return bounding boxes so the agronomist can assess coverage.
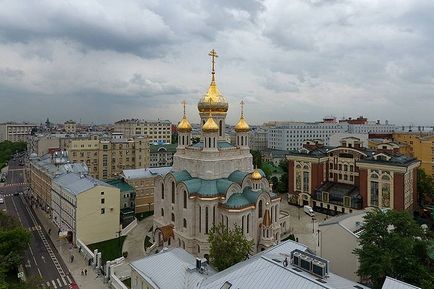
[0,197,4,204]
[303,205,315,217]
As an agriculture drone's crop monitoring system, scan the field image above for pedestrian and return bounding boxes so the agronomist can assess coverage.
[84,269,87,276]
[70,255,74,263]
[48,228,51,235]
[81,269,84,276]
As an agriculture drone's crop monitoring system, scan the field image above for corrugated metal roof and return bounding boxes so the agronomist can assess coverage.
[122,167,172,180]
[381,277,421,289]
[53,173,113,195]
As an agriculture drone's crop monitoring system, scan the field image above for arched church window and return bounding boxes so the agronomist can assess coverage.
[219,120,223,137]
[161,183,164,199]
[258,200,263,218]
[171,213,175,222]
[171,181,175,204]
[183,191,187,209]
[183,218,187,228]
[205,207,209,234]
[161,208,164,217]
[242,215,245,233]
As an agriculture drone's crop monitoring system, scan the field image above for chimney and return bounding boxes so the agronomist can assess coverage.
[196,258,202,271]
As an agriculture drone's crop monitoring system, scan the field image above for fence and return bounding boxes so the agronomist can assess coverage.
[121,218,137,236]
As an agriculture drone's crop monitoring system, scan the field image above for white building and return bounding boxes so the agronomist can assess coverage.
[129,240,370,289]
[267,117,396,151]
[0,122,36,142]
[153,51,289,258]
[114,119,172,143]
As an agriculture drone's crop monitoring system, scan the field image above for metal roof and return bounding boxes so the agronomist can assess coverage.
[122,167,172,180]
[53,173,113,195]
[381,277,421,289]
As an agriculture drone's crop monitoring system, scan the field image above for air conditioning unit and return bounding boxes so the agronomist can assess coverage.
[312,259,327,278]
[292,251,301,266]
[300,255,312,271]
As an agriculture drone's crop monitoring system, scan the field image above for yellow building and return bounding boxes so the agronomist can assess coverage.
[393,132,434,177]
[64,120,77,134]
[52,173,121,244]
[67,136,150,180]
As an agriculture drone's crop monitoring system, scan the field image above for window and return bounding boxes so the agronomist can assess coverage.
[370,181,379,207]
[242,215,245,233]
[258,200,263,218]
[205,207,209,234]
[171,213,175,222]
[161,208,164,217]
[199,207,201,233]
[101,208,105,214]
[171,182,175,204]
[101,192,104,195]
[183,218,187,228]
[183,191,187,209]
[101,198,105,204]
[161,183,164,199]
[247,214,250,234]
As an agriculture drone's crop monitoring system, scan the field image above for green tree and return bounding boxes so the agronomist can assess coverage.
[354,209,433,289]
[260,162,273,178]
[208,223,254,271]
[417,168,434,205]
[250,150,262,168]
[277,173,288,194]
[0,212,31,288]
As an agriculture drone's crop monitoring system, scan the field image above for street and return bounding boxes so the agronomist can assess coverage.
[0,156,74,289]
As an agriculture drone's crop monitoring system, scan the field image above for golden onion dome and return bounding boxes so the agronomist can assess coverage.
[235,116,250,133]
[251,169,262,181]
[198,81,229,113]
[202,116,219,133]
[177,116,192,133]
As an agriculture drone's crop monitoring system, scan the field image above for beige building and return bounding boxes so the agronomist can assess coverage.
[114,119,172,143]
[0,122,36,142]
[249,129,268,151]
[121,167,172,213]
[67,136,149,180]
[52,172,120,244]
[29,151,88,212]
[28,134,63,156]
[319,210,369,282]
[64,120,77,134]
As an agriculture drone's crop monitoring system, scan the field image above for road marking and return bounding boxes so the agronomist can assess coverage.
[51,280,57,288]
[61,276,66,285]
[28,245,43,278]
[56,278,62,287]
[66,275,72,284]
[46,281,50,287]
[11,197,23,224]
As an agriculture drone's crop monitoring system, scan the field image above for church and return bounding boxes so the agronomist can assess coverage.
[153,50,289,258]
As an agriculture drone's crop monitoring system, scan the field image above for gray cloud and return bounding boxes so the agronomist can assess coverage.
[0,0,433,125]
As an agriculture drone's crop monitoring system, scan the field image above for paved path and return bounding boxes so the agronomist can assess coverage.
[34,206,110,289]
[122,216,154,261]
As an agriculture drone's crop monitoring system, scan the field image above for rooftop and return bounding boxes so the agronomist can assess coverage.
[122,167,172,180]
[105,179,134,192]
[53,173,113,195]
[381,277,421,289]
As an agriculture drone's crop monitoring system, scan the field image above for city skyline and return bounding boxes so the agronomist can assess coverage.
[1,0,434,125]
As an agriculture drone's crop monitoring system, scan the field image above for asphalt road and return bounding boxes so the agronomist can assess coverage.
[0,156,74,289]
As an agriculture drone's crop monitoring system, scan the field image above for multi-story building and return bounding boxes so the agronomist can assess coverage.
[287,137,420,214]
[0,122,36,142]
[29,151,88,213]
[28,134,64,156]
[67,136,149,180]
[121,167,172,213]
[114,119,172,143]
[150,143,177,167]
[393,132,434,178]
[250,129,268,151]
[51,172,120,244]
[154,51,289,257]
[267,117,396,151]
[64,120,77,134]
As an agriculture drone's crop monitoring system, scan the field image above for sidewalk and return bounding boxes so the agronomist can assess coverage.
[122,216,153,261]
[33,205,110,289]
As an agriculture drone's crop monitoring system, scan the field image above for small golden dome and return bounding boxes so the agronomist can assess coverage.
[202,116,219,133]
[177,116,192,133]
[235,116,250,133]
[251,169,262,180]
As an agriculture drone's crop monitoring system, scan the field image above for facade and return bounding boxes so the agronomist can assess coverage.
[51,173,120,244]
[29,151,88,212]
[153,51,288,257]
[249,129,268,151]
[329,133,368,148]
[393,132,434,177]
[129,240,369,289]
[114,119,172,143]
[267,117,395,151]
[318,210,368,282]
[64,120,77,134]
[149,143,177,167]
[121,167,172,214]
[287,137,420,214]
[67,136,149,180]
[0,122,36,142]
[28,134,63,156]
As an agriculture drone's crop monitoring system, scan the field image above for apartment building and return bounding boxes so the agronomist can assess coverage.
[0,122,36,142]
[393,132,434,177]
[67,136,150,180]
[250,129,268,151]
[267,117,396,150]
[29,151,88,212]
[114,119,172,143]
[64,120,77,134]
[51,172,120,244]
[121,167,171,213]
[150,143,176,167]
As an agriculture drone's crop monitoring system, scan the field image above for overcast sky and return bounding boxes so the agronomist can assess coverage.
[0,0,433,125]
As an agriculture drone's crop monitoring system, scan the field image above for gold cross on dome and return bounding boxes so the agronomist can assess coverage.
[181,100,187,116]
[208,49,218,80]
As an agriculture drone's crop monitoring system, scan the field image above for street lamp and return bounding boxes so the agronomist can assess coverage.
[312,217,316,233]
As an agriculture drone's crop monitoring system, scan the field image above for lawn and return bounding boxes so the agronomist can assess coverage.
[88,236,127,263]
